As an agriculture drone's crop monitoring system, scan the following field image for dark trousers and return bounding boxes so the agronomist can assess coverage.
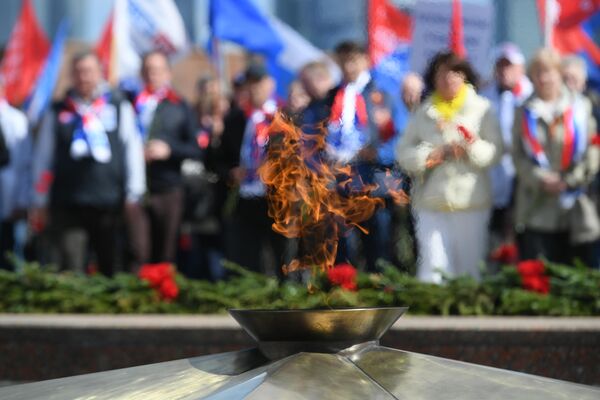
[334,164,398,272]
[49,206,121,276]
[336,204,394,272]
[126,188,184,267]
[225,197,289,279]
[517,229,597,267]
[0,221,14,270]
[177,232,225,281]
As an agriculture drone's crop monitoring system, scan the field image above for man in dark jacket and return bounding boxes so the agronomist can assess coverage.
[31,51,145,276]
[127,50,203,266]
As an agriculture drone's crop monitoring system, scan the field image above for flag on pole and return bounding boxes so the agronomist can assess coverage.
[95,0,187,85]
[449,0,467,57]
[0,0,50,106]
[24,19,69,126]
[266,16,340,97]
[537,0,600,90]
[368,0,412,134]
[368,0,412,67]
[95,12,116,83]
[210,0,339,97]
[210,0,283,58]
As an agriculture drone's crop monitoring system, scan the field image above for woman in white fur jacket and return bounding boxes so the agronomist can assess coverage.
[396,51,503,283]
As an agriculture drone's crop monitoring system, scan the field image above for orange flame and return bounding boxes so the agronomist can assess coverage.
[258,113,408,274]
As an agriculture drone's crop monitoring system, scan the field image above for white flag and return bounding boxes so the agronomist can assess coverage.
[111,0,187,81]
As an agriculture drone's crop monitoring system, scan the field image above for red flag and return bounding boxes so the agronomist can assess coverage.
[537,0,600,64]
[368,0,412,66]
[0,0,50,106]
[95,11,115,83]
[449,0,467,58]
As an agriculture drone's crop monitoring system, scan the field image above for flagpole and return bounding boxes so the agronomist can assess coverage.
[544,0,553,48]
[212,36,230,96]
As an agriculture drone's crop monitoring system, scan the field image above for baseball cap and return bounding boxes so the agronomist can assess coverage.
[244,62,269,83]
[494,42,526,65]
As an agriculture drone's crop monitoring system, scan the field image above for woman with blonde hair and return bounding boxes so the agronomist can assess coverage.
[513,48,599,267]
[396,51,503,283]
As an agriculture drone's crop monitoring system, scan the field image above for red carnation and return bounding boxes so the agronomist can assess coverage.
[521,274,550,294]
[327,263,358,291]
[159,278,179,301]
[516,260,550,294]
[517,260,545,276]
[138,263,179,300]
[490,243,519,264]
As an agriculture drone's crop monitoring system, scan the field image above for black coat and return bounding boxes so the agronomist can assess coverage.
[144,97,203,193]
[209,103,247,184]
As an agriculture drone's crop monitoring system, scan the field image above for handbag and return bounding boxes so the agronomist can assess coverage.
[568,193,600,245]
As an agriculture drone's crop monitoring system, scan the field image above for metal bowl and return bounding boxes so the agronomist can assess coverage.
[229,307,407,360]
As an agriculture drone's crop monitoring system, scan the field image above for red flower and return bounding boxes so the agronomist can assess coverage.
[457,125,475,144]
[327,263,358,291]
[139,263,173,286]
[159,278,179,300]
[521,275,550,294]
[138,263,179,300]
[516,260,550,294]
[517,260,545,276]
[490,243,519,264]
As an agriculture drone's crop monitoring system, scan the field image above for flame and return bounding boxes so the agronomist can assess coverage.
[258,113,408,274]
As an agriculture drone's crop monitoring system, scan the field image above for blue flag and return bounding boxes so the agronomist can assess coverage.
[24,19,69,126]
[582,11,600,91]
[210,0,283,57]
[371,45,412,134]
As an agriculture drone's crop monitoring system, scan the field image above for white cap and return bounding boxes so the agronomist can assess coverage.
[494,42,526,65]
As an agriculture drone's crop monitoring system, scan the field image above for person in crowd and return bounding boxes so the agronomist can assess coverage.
[299,61,335,128]
[396,51,503,283]
[221,62,289,276]
[396,71,425,271]
[31,51,145,276]
[561,55,600,129]
[326,41,398,272]
[285,80,310,119]
[127,50,203,268]
[210,74,249,249]
[401,72,425,113]
[0,76,31,270]
[481,43,533,253]
[513,48,600,267]
[561,55,600,259]
[178,75,228,281]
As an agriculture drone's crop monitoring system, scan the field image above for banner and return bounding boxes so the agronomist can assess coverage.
[410,0,494,78]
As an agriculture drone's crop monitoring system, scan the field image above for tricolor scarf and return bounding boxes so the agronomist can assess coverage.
[134,86,179,140]
[239,99,278,198]
[521,98,588,209]
[521,102,587,171]
[327,71,371,163]
[65,93,112,163]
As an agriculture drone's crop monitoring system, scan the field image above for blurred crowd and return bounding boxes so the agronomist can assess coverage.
[0,40,599,283]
